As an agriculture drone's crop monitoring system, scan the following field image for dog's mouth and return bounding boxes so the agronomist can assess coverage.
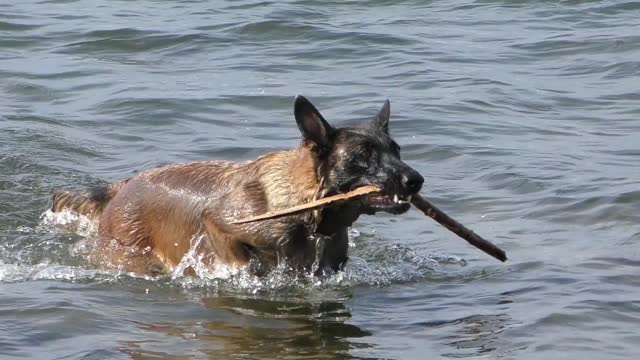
[363,193,412,214]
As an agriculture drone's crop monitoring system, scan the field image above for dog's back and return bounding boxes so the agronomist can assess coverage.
[53,150,322,274]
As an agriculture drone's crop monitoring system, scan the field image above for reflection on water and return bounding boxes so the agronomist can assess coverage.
[120,296,371,359]
[437,314,513,358]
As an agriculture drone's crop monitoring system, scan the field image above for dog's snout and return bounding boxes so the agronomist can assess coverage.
[401,170,424,194]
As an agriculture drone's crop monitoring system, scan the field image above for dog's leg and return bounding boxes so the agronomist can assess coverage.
[310,233,330,277]
[201,211,254,270]
[313,228,350,276]
[87,236,169,275]
[144,256,169,276]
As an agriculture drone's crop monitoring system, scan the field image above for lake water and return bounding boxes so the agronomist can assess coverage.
[1,0,640,359]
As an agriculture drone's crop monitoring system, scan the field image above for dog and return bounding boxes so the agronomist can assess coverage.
[51,96,424,276]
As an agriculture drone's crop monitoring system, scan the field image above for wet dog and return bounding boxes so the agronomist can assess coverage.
[52,96,424,276]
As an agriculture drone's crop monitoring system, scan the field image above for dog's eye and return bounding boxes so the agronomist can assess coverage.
[350,146,371,169]
[351,154,369,169]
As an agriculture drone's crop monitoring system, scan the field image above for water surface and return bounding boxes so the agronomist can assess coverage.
[2,0,640,359]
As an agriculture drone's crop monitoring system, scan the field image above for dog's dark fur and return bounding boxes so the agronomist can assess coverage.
[51,96,424,276]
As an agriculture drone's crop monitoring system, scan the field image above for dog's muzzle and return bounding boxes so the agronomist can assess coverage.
[362,193,412,214]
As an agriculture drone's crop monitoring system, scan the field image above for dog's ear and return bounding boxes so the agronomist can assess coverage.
[371,100,390,133]
[294,95,334,148]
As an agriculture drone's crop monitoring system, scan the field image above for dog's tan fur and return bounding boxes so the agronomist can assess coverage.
[52,144,325,275]
[51,96,425,276]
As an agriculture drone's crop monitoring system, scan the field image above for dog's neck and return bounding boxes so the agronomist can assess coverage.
[252,144,362,235]
[256,144,324,211]
[287,145,364,233]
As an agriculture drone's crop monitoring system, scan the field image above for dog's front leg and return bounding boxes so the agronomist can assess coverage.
[307,232,329,276]
[312,228,349,277]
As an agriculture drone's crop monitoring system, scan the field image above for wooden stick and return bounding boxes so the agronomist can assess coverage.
[231,185,382,224]
[410,194,507,262]
[231,186,507,262]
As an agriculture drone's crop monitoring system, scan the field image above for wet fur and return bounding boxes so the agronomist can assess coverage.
[51,96,423,276]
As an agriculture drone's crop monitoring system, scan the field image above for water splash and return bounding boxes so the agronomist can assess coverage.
[38,209,98,237]
[0,261,155,283]
[7,211,467,291]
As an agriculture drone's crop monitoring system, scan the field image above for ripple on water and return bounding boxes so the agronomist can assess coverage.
[57,29,213,55]
[2,0,640,358]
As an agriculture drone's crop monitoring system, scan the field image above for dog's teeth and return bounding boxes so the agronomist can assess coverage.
[394,194,412,204]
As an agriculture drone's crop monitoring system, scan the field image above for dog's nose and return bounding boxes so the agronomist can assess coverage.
[401,171,424,194]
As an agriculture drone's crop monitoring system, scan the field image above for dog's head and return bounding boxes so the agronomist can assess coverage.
[295,95,424,215]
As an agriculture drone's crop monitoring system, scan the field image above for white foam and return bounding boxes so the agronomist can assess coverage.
[38,209,98,237]
[4,214,464,291]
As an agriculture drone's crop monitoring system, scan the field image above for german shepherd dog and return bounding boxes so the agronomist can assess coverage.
[51,96,424,276]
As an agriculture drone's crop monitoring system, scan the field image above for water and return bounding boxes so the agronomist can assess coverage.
[1,0,640,358]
